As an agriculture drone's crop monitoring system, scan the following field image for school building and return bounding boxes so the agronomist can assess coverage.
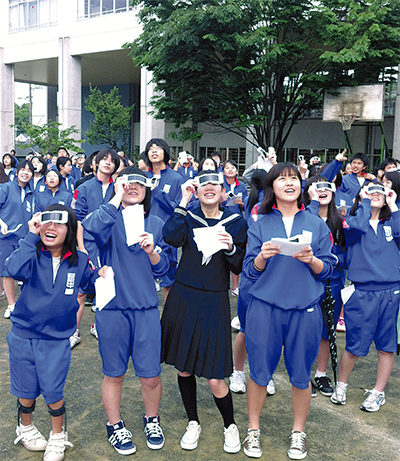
[0,0,399,173]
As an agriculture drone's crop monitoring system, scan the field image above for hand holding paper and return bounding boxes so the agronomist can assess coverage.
[95,266,116,311]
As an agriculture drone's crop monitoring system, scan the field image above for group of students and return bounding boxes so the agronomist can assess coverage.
[1,141,399,461]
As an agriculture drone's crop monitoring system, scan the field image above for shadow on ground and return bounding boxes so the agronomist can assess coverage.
[1,283,399,460]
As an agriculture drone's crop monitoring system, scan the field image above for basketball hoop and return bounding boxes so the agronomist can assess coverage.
[339,115,356,131]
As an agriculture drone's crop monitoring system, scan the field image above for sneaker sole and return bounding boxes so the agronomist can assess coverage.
[224,442,241,453]
[147,440,165,450]
[180,441,199,450]
[360,398,385,412]
[318,389,333,397]
[330,398,346,405]
[244,447,262,458]
[230,387,246,394]
[288,450,307,460]
[113,445,137,455]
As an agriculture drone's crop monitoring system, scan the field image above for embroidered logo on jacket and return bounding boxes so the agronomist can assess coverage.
[383,225,393,242]
[65,273,76,295]
[163,184,171,194]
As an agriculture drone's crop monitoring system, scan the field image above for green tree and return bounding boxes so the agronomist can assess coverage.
[14,103,30,136]
[84,85,135,150]
[13,121,85,153]
[125,0,400,158]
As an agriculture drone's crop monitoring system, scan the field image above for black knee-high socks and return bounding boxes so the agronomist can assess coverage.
[178,374,199,423]
[177,374,235,428]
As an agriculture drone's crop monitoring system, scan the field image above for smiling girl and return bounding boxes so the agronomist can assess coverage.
[330,181,400,412]
[161,170,248,454]
[82,167,170,455]
[242,163,336,459]
[6,204,100,461]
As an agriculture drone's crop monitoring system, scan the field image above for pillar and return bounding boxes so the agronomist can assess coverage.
[0,48,15,157]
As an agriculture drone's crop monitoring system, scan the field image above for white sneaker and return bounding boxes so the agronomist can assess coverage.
[243,429,262,458]
[267,379,275,396]
[231,287,239,297]
[14,423,48,451]
[330,382,348,405]
[90,323,98,339]
[180,421,201,450]
[229,369,246,393]
[360,389,386,412]
[288,431,307,460]
[230,316,241,331]
[4,303,15,319]
[69,329,81,349]
[224,423,240,453]
[44,430,73,461]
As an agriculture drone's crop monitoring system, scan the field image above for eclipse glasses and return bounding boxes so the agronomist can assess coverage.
[40,210,69,225]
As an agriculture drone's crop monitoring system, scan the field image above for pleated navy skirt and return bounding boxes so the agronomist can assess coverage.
[161,281,233,379]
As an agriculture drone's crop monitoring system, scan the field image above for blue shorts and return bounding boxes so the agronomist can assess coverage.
[7,331,71,404]
[237,275,253,333]
[246,298,322,389]
[96,307,162,378]
[0,241,18,277]
[344,285,400,356]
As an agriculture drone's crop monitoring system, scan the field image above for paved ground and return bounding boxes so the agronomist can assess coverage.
[1,283,400,461]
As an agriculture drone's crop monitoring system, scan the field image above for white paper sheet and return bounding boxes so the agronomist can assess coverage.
[193,225,228,260]
[258,155,274,172]
[226,192,243,207]
[122,204,145,246]
[95,266,116,311]
[341,284,355,304]
[270,232,312,256]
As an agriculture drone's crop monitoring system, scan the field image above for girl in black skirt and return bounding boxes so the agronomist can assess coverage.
[161,170,248,454]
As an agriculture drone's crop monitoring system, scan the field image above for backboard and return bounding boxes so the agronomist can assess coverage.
[322,84,385,122]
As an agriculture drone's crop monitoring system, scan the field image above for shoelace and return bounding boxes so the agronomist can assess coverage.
[14,425,45,445]
[145,422,163,437]
[245,430,261,449]
[335,383,347,399]
[111,427,133,445]
[231,372,245,384]
[290,432,306,451]
[363,389,383,403]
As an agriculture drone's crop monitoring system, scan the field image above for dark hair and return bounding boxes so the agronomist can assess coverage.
[383,170,400,197]
[309,163,322,177]
[342,160,350,174]
[17,159,34,175]
[0,163,9,183]
[222,159,238,171]
[260,163,303,214]
[116,167,151,218]
[248,169,267,212]
[145,138,170,165]
[36,204,78,267]
[381,157,399,171]
[198,157,217,171]
[139,151,150,168]
[57,147,70,157]
[350,180,391,220]
[45,168,62,187]
[3,153,16,168]
[81,157,94,176]
[303,176,346,247]
[56,156,72,171]
[32,155,47,176]
[211,151,221,160]
[318,163,342,188]
[350,152,369,168]
[95,149,120,175]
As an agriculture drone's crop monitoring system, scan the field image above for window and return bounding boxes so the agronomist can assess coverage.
[9,0,57,32]
[77,0,133,19]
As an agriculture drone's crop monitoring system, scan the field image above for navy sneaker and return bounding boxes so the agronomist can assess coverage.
[143,415,165,450]
[107,420,136,455]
